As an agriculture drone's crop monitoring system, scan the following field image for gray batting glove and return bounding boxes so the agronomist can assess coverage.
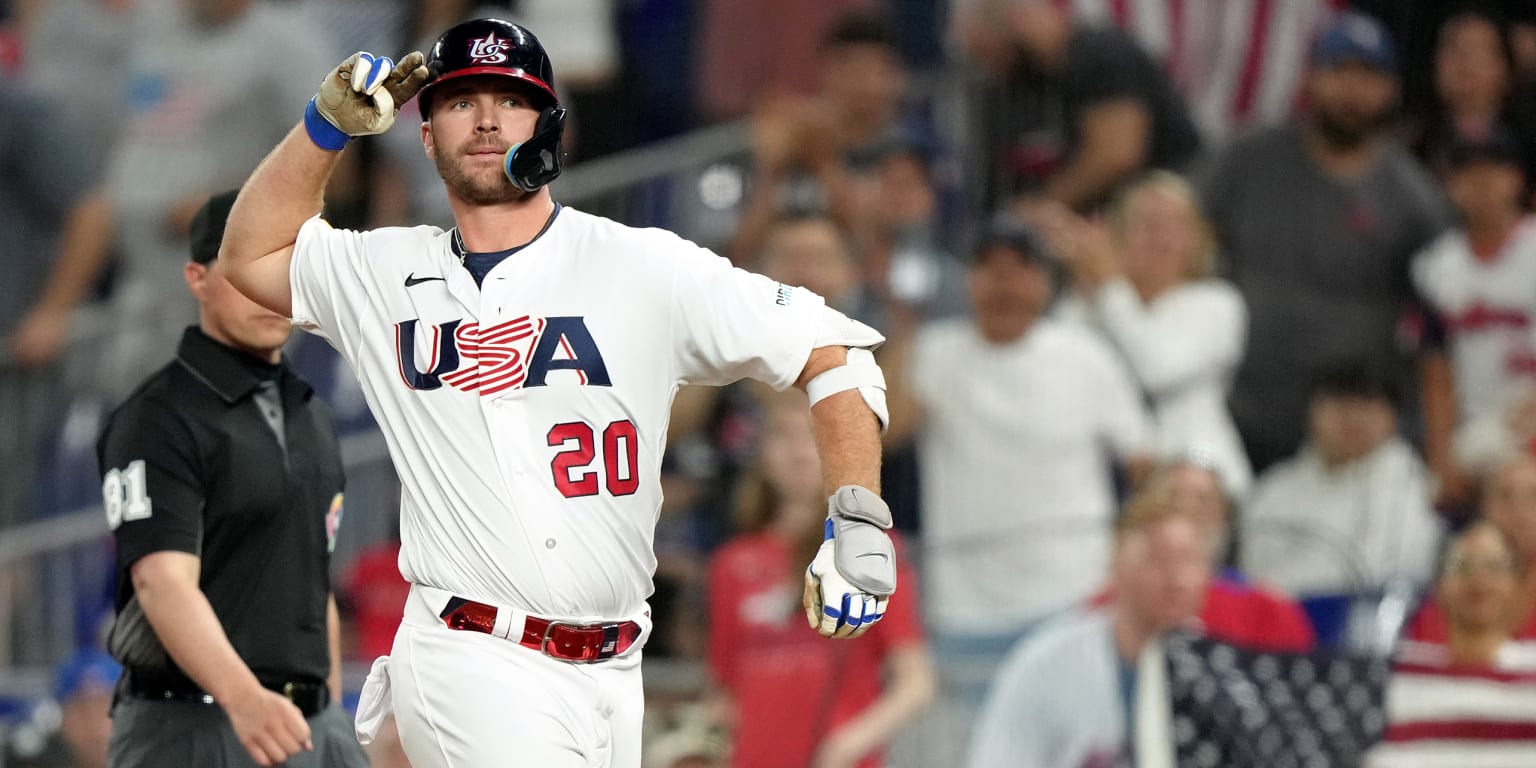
[803,485,897,639]
[314,51,429,138]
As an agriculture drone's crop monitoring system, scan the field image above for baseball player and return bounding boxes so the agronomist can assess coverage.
[218,18,897,768]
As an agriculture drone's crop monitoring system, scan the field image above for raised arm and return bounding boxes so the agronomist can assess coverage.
[222,128,343,317]
[221,52,427,317]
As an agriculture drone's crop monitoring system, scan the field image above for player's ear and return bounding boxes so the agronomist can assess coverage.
[421,120,435,160]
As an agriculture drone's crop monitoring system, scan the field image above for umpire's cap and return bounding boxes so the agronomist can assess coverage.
[417,18,558,119]
[189,189,241,265]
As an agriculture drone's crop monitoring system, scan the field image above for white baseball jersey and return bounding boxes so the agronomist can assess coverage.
[1412,218,1536,423]
[289,205,882,622]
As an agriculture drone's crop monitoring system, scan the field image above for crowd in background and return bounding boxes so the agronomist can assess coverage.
[9,0,1536,766]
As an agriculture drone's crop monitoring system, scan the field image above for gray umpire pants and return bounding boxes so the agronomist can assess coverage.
[107,698,367,768]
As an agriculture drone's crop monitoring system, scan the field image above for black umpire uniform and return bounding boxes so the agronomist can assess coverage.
[98,191,365,767]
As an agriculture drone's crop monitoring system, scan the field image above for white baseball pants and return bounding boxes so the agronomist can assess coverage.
[363,585,645,768]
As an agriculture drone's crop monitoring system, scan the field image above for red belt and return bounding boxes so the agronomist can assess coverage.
[438,596,641,663]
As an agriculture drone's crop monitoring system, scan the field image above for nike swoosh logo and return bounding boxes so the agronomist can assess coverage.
[404,273,446,287]
[856,553,889,562]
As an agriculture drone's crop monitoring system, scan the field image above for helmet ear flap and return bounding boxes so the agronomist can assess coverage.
[503,106,567,192]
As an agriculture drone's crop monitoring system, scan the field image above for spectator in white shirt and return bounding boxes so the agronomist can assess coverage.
[1053,172,1253,498]
[1412,127,1536,478]
[1240,366,1442,600]
[885,218,1153,707]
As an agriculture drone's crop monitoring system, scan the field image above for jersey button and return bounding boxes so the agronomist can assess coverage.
[544,538,557,549]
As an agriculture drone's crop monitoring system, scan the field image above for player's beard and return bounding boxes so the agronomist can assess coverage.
[436,142,525,206]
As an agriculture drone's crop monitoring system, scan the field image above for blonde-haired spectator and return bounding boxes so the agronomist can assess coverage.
[970,489,1212,768]
[1052,172,1252,498]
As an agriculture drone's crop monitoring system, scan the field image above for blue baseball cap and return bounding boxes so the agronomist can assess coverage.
[54,650,120,702]
[1312,12,1397,74]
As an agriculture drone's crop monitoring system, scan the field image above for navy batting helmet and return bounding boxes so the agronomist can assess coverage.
[419,18,566,191]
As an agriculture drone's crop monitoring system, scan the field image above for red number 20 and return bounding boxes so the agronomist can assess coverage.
[547,420,639,498]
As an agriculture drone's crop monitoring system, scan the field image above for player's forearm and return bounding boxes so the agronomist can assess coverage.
[223,124,343,269]
[809,389,882,495]
[326,595,342,701]
[133,564,264,703]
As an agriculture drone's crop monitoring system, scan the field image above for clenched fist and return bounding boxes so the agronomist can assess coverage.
[309,51,429,146]
[804,485,897,639]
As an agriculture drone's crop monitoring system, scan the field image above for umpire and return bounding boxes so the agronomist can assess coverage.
[97,190,365,768]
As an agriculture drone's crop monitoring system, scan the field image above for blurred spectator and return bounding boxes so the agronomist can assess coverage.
[730,13,916,264]
[697,0,876,120]
[1201,11,1450,474]
[52,650,116,768]
[1240,366,1442,600]
[954,0,1201,212]
[1035,0,1334,142]
[1409,7,1536,184]
[4,649,119,768]
[884,219,1152,703]
[340,535,408,662]
[1053,172,1253,497]
[708,394,932,768]
[1370,522,1536,767]
[1,82,109,528]
[969,490,1211,768]
[855,137,969,327]
[643,702,727,768]
[758,213,886,331]
[1413,127,1536,478]
[1406,455,1536,645]
[21,0,138,152]
[1130,460,1316,652]
[98,0,335,393]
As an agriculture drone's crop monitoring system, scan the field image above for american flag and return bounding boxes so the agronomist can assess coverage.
[1162,632,1388,768]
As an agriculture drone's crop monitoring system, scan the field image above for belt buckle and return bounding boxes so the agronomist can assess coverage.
[541,621,604,663]
[281,682,296,701]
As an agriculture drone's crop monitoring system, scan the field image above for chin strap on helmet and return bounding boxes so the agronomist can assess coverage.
[503,106,567,192]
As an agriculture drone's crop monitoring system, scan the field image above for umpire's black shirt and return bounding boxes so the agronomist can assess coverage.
[99,327,344,689]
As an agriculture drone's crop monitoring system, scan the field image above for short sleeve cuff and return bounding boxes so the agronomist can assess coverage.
[289,215,335,329]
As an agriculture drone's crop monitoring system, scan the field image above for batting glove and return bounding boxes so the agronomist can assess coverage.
[305,51,429,150]
[804,485,897,639]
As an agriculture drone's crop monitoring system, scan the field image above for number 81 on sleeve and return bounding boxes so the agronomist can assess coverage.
[103,459,153,530]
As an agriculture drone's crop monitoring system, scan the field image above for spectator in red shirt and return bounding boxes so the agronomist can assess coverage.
[708,394,933,768]
[1089,460,1316,653]
[341,537,410,662]
[1406,455,1536,644]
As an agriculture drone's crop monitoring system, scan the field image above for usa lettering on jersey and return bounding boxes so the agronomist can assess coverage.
[395,315,611,394]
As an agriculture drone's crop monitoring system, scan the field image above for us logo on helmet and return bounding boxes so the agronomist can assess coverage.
[468,33,510,64]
